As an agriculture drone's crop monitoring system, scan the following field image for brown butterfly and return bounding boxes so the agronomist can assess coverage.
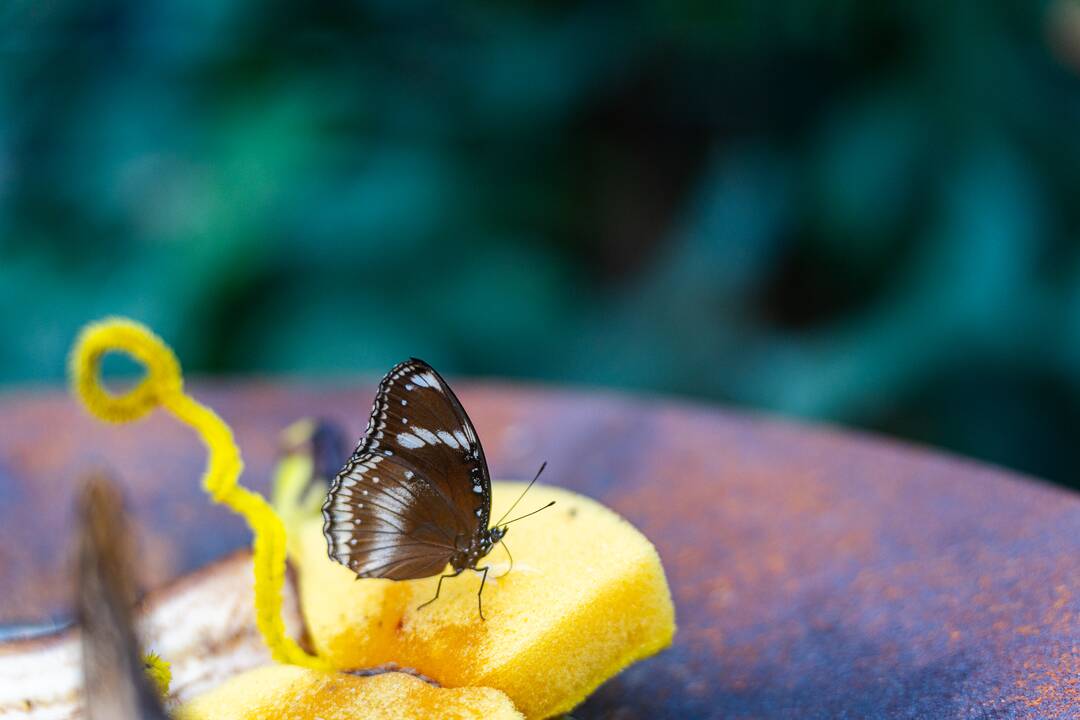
[322,359,550,619]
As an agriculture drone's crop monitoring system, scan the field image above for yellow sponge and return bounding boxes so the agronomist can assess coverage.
[295,482,676,719]
[176,665,523,720]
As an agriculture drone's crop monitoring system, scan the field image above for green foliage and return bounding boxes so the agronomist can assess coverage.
[2,0,1080,487]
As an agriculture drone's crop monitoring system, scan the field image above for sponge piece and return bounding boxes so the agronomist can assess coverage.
[295,482,676,719]
[176,665,522,720]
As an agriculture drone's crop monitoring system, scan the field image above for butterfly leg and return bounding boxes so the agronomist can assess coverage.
[476,566,490,621]
[417,569,463,611]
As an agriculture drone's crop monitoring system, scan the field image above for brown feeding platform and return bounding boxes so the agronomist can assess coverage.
[0,380,1076,718]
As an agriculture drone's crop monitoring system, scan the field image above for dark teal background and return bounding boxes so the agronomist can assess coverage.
[2,2,1080,489]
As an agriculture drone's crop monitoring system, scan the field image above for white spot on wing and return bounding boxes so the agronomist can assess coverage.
[437,430,460,448]
[453,430,469,448]
[397,432,424,449]
[412,427,438,445]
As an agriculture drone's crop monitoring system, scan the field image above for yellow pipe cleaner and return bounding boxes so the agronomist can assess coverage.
[69,317,329,670]
[142,652,173,697]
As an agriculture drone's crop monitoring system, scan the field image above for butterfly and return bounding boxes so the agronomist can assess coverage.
[322,358,551,620]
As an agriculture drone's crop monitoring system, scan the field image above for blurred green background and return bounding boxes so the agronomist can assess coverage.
[2,1,1080,490]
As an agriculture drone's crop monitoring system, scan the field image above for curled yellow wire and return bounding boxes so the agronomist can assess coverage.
[69,317,328,670]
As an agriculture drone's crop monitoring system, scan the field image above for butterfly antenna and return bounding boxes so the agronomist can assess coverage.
[495,461,547,527]
[500,500,556,527]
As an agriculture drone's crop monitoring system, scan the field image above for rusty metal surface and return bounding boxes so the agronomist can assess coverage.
[0,380,1077,718]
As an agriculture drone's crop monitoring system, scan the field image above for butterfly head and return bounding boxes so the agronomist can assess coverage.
[476,525,507,556]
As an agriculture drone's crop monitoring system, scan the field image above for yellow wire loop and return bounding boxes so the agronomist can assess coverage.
[69,317,328,670]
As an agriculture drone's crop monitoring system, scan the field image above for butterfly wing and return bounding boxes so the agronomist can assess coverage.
[324,452,459,579]
[323,358,492,579]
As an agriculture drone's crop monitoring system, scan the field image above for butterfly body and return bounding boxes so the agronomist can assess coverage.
[450,525,505,573]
